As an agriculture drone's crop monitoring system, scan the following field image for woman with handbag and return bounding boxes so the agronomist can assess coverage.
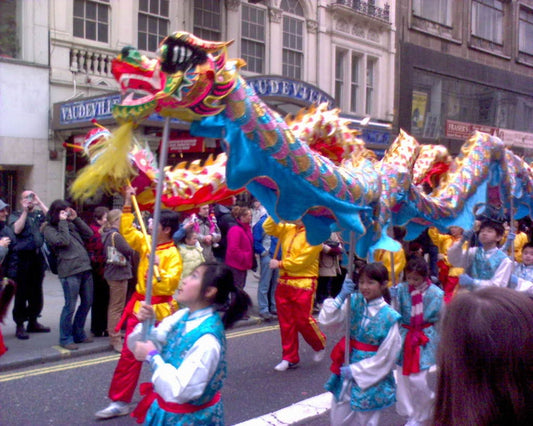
[102,209,134,352]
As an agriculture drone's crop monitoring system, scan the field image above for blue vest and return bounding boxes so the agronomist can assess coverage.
[325,293,401,412]
[468,248,508,279]
[146,311,226,425]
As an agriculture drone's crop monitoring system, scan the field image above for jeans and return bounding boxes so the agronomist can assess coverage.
[257,255,278,314]
[59,270,93,345]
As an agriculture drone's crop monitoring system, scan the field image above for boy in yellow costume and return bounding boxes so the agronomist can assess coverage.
[263,217,326,372]
[96,187,182,419]
[428,226,464,303]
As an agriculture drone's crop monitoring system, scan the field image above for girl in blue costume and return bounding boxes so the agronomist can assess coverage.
[129,262,251,425]
[319,263,402,426]
[393,257,444,426]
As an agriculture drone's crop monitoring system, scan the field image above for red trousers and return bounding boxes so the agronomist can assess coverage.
[108,313,143,403]
[275,281,326,364]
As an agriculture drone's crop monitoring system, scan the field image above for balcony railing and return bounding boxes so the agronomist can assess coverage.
[69,47,115,77]
[335,0,391,23]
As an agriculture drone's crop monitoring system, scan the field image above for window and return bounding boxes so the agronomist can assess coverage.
[73,0,109,43]
[335,50,345,106]
[241,4,266,73]
[471,0,503,44]
[412,0,452,26]
[350,54,359,113]
[519,7,533,55]
[281,0,304,80]
[138,0,169,52]
[0,0,18,58]
[193,0,222,41]
[335,49,374,114]
[366,59,375,115]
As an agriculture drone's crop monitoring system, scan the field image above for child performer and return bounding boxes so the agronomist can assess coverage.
[95,187,183,420]
[393,257,444,426]
[508,242,533,296]
[176,228,205,288]
[428,226,464,303]
[447,219,513,290]
[319,263,402,426]
[129,263,251,425]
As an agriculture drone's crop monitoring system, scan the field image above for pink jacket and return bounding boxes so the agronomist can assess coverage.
[225,220,254,271]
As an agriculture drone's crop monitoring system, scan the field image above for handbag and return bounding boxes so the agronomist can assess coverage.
[106,232,127,266]
[42,241,59,275]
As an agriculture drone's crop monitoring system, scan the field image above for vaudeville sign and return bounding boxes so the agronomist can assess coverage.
[246,75,335,108]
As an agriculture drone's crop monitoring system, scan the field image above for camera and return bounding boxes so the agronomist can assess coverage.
[28,193,35,202]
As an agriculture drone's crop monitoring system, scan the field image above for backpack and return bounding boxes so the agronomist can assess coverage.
[42,241,58,275]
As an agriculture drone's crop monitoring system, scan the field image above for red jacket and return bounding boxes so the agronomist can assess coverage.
[225,220,253,271]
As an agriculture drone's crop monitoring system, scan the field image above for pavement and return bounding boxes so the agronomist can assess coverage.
[0,269,330,424]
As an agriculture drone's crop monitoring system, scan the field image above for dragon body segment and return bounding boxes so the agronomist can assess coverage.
[73,31,533,255]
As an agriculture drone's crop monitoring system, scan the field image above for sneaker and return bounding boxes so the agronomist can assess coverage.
[313,349,326,363]
[259,312,273,321]
[95,402,130,419]
[61,343,79,350]
[274,360,298,371]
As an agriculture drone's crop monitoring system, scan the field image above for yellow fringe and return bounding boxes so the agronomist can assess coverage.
[70,122,135,200]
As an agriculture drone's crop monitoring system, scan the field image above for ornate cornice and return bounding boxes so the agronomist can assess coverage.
[225,0,241,12]
[269,7,282,23]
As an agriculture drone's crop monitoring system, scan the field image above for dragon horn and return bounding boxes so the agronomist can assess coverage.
[164,31,234,53]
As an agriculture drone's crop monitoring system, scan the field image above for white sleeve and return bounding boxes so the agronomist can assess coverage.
[127,310,186,352]
[515,278,533,295]
[318,297,347,327]
[150,334,221,403]
[447,241,474,269]
[474,257,513,288]
[349,322,402,391]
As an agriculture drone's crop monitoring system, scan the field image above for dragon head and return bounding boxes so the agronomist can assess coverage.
[112,31,241,123]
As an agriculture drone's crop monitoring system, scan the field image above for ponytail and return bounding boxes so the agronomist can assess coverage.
[200,262,252,329]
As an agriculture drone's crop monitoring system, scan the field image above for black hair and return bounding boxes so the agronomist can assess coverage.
[198,262,252,329]
[404,257,429,279]
[359,262,391,303]
[159,210,181,237]
[93,206,109,221]
[47,199,71,226]
[521,242,533,252]
[479,219,505,237]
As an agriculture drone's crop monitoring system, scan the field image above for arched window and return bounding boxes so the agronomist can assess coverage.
[280,0,304,79]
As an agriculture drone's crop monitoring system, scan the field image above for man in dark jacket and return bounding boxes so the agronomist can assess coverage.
[212,201,237,262]
[9,191,49,339]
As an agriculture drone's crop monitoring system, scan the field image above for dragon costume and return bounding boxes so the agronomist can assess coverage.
[71,31,533,257]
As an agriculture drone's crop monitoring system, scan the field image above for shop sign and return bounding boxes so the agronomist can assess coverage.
[167,137,204,153]
[446,120,533,148]
[445,120,498,140]
[246,76,335,108]
[496,128,533,149]
[59,94,122,125]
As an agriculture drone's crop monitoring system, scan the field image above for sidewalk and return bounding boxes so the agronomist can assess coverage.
[0,270,264,372]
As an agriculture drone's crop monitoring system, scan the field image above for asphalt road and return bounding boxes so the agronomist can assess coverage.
[0,321,411,425]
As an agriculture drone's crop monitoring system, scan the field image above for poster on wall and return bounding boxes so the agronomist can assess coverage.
[411,90,428,133]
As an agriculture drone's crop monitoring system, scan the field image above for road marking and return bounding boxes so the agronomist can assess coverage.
[0,324,279,382]
[0,354,120,382]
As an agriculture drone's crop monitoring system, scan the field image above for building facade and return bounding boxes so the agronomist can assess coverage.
[1,0,396,208]
[395,0,533,155]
